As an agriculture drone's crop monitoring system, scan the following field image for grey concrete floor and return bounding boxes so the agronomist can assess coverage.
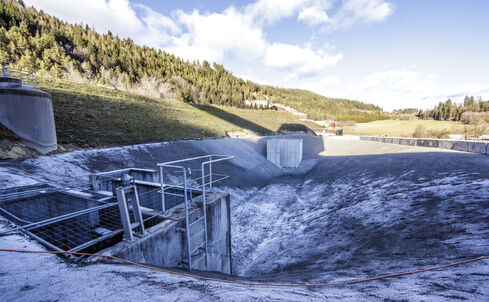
[1,136,488,301]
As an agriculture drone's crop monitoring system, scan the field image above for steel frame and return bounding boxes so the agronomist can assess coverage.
[157,154,233,270]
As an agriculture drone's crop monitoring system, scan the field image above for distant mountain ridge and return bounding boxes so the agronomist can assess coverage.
[0,0,387,122]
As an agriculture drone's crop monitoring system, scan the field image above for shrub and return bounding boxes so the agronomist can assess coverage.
[427,128,450,139]
[412,125,427,138]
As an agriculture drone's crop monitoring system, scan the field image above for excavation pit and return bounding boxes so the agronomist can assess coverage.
[1,136,488,300]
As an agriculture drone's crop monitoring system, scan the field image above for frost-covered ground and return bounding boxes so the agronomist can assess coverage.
[1,136,489,301]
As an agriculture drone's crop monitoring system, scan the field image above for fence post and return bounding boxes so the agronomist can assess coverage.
[188,168,193,203]
[209,156,213,190]
[202,162,209,266]
[183,168,192,270]
[159,166,166,212]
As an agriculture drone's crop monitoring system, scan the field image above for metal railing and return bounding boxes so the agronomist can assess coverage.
[157,154,233,270]
[2,64,35,87]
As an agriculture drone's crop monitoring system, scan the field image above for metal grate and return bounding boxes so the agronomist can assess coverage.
[0,187,162,257]
[0,192,101,225]
[28,204,124,252]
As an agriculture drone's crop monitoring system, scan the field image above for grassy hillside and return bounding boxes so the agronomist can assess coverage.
[32,77,318,147]
[344,119,467,137]
[0,0,387,122]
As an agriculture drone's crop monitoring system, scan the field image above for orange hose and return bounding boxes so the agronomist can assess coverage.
[0,248,487,287]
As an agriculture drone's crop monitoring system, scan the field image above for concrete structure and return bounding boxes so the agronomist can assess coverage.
[360,136,488,155]
[102,192,232,274]
[0,75,57,154]
[267,138,303,168]
[0,178,232,275]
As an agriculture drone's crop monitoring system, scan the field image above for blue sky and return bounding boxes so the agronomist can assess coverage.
[24,0,489,111]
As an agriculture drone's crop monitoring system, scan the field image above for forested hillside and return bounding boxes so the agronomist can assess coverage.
[0,0,387,122]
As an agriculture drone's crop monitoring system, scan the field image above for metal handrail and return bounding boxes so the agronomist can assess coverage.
[157,154,232,167]
[1,64,35,87]
[157,154,233,271]
[157,155,234,212]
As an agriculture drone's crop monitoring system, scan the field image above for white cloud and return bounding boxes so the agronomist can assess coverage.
[24,0,144,37]
[296,76,340,93]
[165,3,342,76]
[298,7,330,25]
[23,0,401,91]
[329,70,489,111]
[323,0,395,32]
[264,43,343,77]
[24,0,180,50]
[245,0,310,25]
[166,7,266,62]
[133,4,179,48]
[320,76,340,86]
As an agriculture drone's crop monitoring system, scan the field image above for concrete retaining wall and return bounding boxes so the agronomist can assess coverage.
[101,192,232,274]
[267,138,303,168]
[0,86,57,153]
[360,136,489,155]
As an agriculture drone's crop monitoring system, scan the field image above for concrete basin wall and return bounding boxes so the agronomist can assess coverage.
[0,86,57,153]
[360,136,489,155]
[266,138,303,168]
[100,192,232,274]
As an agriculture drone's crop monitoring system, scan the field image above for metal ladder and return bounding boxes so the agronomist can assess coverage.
[179,168,208,270]
[157,155,233,270]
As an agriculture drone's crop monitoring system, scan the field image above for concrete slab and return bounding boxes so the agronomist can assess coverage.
[361,136,487,156]
[398,138,416,146]
[453,141,470,152]
[416,139,440,148]
[267,138,303,168]
[468,141,487,154]
[439,140,455,150]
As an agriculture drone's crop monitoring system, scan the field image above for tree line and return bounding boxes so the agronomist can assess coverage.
[0,0,387,122]
[418,96,489,121]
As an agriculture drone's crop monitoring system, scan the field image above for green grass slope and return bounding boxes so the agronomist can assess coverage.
[32,77,318,148]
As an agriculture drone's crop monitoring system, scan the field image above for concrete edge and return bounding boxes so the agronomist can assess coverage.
[360,136,489,156]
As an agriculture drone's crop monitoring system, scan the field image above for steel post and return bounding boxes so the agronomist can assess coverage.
[129,186,146,236]
[182,168,192,270]
[201,162,209,266]
[188,168,193,203]
[159,166,166,212]
[115,187,134,241]
[209,156,213,190]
